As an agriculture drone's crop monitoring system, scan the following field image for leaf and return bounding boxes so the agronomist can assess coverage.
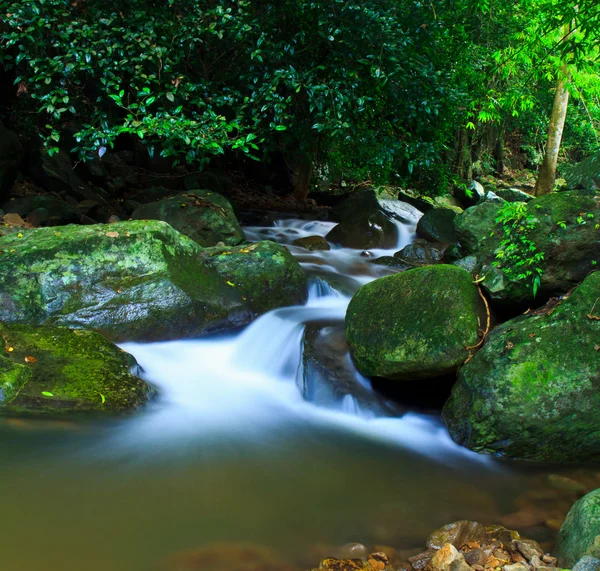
[24,355,37,363]
[106,231,119,238]
[5,347,14,353]
[166,92,175,102]
[99,393,106,404]
[41,392,54,397]
[275,125,287,131]
[226,281,236,287]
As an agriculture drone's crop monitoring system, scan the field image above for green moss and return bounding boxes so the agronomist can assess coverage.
[345,265,486,380]
[0,323,153,415]
[443,271,600,461]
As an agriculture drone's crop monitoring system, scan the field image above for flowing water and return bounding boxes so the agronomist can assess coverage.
[0,213,594,571]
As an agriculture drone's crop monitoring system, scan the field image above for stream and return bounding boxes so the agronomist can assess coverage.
[0,214,595,571]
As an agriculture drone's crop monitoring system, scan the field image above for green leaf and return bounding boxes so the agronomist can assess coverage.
[41,391,54,397]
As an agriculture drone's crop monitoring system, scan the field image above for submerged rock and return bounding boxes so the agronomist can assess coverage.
[132,188,244,247]
[0,220,250,341]
[293,235,331,251]
[198,241,308,315]
[0,323,152,415]
[345,265,487,380]
[556,490,600,567]
[443,271,600,461]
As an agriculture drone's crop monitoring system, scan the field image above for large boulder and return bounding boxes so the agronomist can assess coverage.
[0,125,22,202]
[345,265,487,380]
[556,490,600,567]
[566,152,600,190]
[0,323,153,415]
[0,220,251,341]
[197,241,307,315]
[455,191,600,303]
[416,208,458,244]
[443,271,600,462]
[327,190,422,249]
[132,189,244,247]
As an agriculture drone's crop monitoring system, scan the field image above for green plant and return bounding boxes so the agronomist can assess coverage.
[493,202,545,297]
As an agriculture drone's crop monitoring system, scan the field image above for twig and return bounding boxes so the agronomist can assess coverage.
[465,282,491,360]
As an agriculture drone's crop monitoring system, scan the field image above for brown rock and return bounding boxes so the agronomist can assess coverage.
[428,522,489,550]
[465,550,487,567]
[428,544,473,571]
[503,565,530,571]
[512,541,543,563]
[292,235,331,251]
[485,526,521,545]
[2,212,26,226]
[541,556,557,566]
[409,550,436,571]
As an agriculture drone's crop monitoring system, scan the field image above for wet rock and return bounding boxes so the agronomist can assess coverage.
[0,322,153,415]
[556,489,600,567]
[397,189,435,213]
[416,208,458,244]
[454,191,600,303]
[455,181,486,208]
[433,194,464,214]
[573,556,600,571]
[464,550,487,567]
[370,256,410,269]
[331,190,422,225]
[132,189,244,247]
[345,265,487,381]
[427,521,489,550]
[512,540,543,563]
[312,553,394,571]
[409,549,437,570]
[443,272,600,462]
[428,543,472,571]
[197,240,308,315]
[293,235,331,251]
[0,220,255,342]
[394,239,444,267]
[336,544,369,560]
[493,188,533,203]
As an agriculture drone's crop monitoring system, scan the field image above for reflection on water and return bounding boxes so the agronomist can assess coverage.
[0,214,593,571]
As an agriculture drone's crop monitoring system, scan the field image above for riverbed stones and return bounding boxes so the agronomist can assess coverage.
[197,240,308,315]
[345,265,486,380]
[556,489,600,568]
[132,188,244,247]
[443,271,600,462]
[0,322,153,414]
[0,220,251,341]
[454,191,600,303]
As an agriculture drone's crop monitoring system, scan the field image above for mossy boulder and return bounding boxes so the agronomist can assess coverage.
[198,241,307,315]
[345,265,486,380]
[455,191,600,302]
[556,490,600,567]
[0,323,153,415]
[416,208,458,244]
[132,189,244,247]
[443,271,600,462]
[0,220,250,341]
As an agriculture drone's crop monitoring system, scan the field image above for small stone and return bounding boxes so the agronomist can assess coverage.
[428,521,489,550]
[408,549,436,570]
[107,215,121,223]
[337,544,368,560]
[513,540,543,563]
[429,544,473,571]
[503,564,530,571]
[465,549,487,567]
[541,556,557,566]
[529,555,542,569]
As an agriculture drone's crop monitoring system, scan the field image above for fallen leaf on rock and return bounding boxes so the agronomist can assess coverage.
[24,356,37,363]
[6,346,14,352]
[106,231,119,238]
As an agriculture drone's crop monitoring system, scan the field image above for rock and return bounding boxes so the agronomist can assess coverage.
[454,191,600,303]
[197,241,308,315]
[293,235,331,251]
[345,265,487,380]
[548,475,588,495]
[427,521,489,550]
[369,256,410,269]
[573,556,600,571]
[25,207,50,227]
[565,152,600,190]
[336,544,369,560]
[301,324,401,416]
[443,271,600,462]
[0,220,253,342]
[428,543,473,571]
[464,550,487,567]
[132,189,244,247]
[0,124,22,201]
[327,190,421,249]
[416,208,458,244]
[556,489,600,567]
[0,322,153,415]
[408,549,437,570]
[433,194,464,214]
[2,212,26,227]
[494,188,533,203]
[393,239,444,266]
[444,244,467,263]
[311,553,394,571]
[397,189,435,212]
[2,195,80,225]
[455,181,486,208]
[129,186,174,204]
[513,540,544,562]
[503,565,529,571]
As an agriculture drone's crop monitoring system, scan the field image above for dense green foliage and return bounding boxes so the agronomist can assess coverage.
[1,0,600,191]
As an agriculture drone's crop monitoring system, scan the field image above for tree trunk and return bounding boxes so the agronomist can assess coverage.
[287,150,314,201]
[534,67,570,196]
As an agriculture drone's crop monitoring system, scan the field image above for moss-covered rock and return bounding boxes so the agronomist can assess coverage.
[443,271,600,462]
[197,241,307,315]
[0,323,153,415]
[345,265,486,380]
[0,220,251,341]
[132,189,244,247]
[416,208,458,244]
[556,490,600,567]
[455,191,600,302]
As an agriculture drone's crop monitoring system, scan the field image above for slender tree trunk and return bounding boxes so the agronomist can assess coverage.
[534,67,570,196]
[291,153,313,201]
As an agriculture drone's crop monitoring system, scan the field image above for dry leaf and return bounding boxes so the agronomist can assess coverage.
[106,231,119,238]
[24,355,37,363]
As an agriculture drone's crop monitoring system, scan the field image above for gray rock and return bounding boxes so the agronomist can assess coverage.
[573,556,600,571]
